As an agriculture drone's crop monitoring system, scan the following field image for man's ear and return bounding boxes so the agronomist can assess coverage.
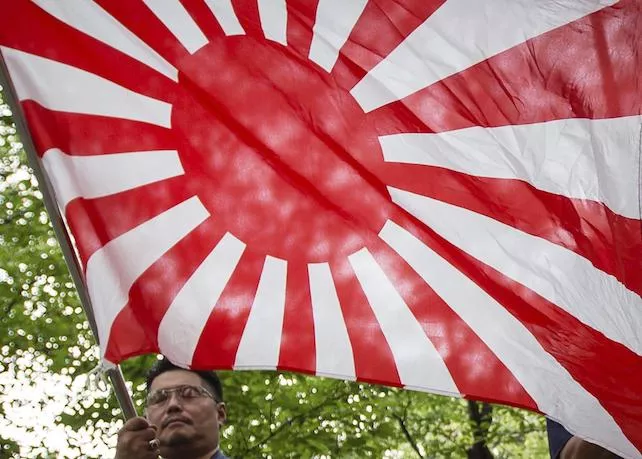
[217,402,227,425]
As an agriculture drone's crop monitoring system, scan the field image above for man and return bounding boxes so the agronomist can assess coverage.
[547,419,621,459]
[115,358,227,459]
[118,358,621,458]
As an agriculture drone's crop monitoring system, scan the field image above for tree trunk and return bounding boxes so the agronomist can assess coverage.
[467,400,494,459]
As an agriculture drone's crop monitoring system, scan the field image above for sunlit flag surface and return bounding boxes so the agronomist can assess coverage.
[1,1,640,456]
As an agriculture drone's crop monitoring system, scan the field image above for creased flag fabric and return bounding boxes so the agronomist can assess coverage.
[1,0,641,456]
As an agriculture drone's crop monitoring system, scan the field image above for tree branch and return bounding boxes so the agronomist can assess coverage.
[244,386,351,454]
[394,413,425,459]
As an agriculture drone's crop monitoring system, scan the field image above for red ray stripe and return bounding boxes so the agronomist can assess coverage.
[0,2,175,102]
[230,0,263,38]
[389,207,642,450]
[95,0,192,69]
[331,257,402,386]
[180,0,227,40]
[105,305,158,363]
[277,261,316,374]
[371,0,640,134]
[191,249,265,369]
[104,217,227,363]
[22,103,175,158]
[332,0,445,91]
[381,164,642,296]
[369,238,537,409]
[425,227,642,451]
[285,0,319,61]
[65,176,192,268]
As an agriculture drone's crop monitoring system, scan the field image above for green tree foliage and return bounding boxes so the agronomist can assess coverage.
[0,87,549,458]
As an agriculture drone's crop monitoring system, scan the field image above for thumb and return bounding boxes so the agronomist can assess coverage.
[123,416,151,431]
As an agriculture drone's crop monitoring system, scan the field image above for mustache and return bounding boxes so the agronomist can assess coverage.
[162,416,192,428]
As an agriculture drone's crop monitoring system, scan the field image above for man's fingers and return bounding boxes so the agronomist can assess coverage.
[139,427,157,442]
[115,417,160,459]
[122,416,151,432]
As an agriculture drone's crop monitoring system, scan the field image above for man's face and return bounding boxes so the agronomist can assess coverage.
[146,369,226,457]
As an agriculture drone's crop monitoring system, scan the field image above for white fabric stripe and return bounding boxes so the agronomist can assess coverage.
[42,149,184,210]
[158,233,246,366]
[142,0,208,54]
[379,221,637,457]
[381,116,642,219]
[348,248,459,394]
[379,220,639,459]
[88,197,209,358]
[33,0,178,81]
[308,263,356,379]
[388,187,642,356]
[351,0,617,112]
[1,46,172,128]
[234,256,287,369]
[308,0,368,72]
[204,0,246,36]
[257,0,287,45]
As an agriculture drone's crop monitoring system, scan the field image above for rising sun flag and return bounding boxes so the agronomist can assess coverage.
[1,0,640,457]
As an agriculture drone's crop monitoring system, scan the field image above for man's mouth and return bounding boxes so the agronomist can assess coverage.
[163,417,191,428]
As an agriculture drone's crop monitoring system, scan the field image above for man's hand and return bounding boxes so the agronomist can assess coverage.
[115,416,160,459]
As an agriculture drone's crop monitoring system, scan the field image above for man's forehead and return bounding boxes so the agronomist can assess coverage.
[149,369,203,391]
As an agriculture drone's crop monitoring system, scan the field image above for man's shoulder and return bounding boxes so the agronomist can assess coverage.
[213,450,229,459]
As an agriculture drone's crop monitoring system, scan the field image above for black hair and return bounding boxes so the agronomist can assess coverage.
[145,357,224,402]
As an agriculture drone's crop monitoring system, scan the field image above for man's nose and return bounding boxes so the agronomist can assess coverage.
[165,391,184,410]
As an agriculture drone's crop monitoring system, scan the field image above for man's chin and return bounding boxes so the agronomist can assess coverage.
[161,425,193,446]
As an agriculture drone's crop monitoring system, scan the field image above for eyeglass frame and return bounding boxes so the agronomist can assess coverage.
[146,384,222,408]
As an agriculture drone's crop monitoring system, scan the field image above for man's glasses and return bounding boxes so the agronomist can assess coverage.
[147,384,218,407]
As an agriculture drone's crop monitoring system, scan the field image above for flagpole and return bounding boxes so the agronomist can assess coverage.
[0,56,138,420]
